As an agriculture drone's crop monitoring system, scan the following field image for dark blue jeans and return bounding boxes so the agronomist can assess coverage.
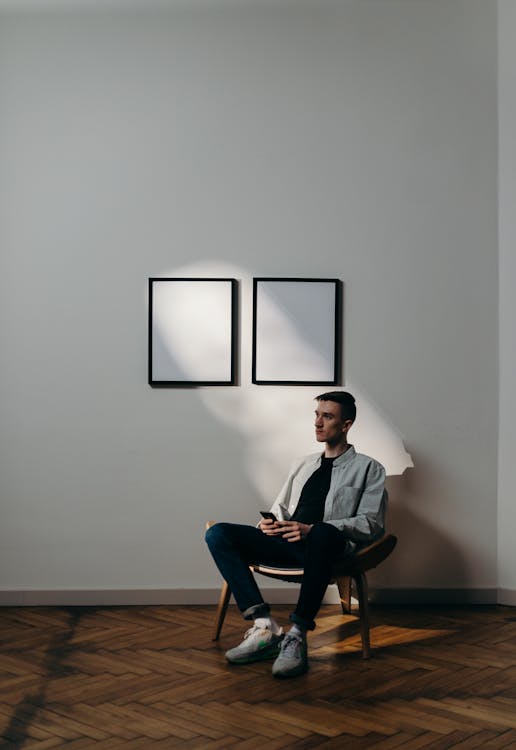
[205,521,352,630]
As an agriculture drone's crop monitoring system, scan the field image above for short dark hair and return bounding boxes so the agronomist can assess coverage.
[315,391,356,422]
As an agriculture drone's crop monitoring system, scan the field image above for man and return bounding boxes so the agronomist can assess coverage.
[205,391,386,678]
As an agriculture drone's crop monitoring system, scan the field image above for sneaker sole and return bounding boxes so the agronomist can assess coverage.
[226,642,282,665]
[272,663,309,678]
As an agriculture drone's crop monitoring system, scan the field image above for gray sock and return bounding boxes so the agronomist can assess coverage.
[289,624,306,639]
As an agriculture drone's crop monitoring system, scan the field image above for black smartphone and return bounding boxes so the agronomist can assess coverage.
[260,511,277,522]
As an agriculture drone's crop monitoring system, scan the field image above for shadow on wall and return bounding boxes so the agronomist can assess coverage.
[369,452,469,597]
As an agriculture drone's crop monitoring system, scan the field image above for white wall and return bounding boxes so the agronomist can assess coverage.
[498,0,516,605]
[0,0,498,604]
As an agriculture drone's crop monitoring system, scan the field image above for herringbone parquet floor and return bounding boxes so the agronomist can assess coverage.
[1,602,516,749]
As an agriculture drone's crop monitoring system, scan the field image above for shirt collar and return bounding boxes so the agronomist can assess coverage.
[329,444,356,467]
[309,444,356,468]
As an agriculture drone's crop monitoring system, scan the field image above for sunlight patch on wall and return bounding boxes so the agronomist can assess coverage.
[149,261,413,503]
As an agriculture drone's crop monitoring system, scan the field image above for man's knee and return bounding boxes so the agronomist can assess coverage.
[205,522,228,550]
[205,522,250,551]
[308,521,340,540]
[305,522,343,551]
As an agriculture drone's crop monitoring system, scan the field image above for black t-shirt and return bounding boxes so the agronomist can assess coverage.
[290,456,336,524]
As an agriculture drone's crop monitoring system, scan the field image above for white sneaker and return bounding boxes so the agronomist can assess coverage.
[272,631,308,678]
[225,625,284,664]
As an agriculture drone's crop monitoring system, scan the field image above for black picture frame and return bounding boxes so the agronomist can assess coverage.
[148,277,238,386]
[252,277,341,385]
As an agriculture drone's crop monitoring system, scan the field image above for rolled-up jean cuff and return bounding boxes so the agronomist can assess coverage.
[290,612,316,631]
[243,602,270,620]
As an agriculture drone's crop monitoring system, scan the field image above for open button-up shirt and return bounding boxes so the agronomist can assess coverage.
[268,445,387,552]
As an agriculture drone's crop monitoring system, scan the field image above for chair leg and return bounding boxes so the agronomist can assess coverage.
[212,581,231,641]
[354,572,371,659]
[336,576,352,614]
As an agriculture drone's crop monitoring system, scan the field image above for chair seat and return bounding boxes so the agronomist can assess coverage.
[251,533,397,581]
[250,564,304,582]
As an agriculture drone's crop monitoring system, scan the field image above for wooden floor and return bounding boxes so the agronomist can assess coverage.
[1,603,516,749]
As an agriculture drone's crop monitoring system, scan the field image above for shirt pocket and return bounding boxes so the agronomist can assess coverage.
[330,486,362,517]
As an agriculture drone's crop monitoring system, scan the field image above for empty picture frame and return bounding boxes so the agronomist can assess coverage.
[148,277,237,386]
[252,277,341,385]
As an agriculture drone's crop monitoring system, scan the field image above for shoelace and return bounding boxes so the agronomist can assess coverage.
[244,625,264,640]
[280,633,302,657]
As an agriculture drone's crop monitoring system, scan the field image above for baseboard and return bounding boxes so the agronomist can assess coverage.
[0,589,223,607]
[0,586,502,607]
[497,588,516,606]
[0,587,310,607]
[369,588,498,605]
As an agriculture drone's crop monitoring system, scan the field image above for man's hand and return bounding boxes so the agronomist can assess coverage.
[259,518,313,541]
[259,517,283,535]
[276,521,313,542]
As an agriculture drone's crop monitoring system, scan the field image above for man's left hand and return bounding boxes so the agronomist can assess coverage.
[278,521,313,542]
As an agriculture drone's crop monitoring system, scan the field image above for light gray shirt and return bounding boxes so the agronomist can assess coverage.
[268,445,387,551]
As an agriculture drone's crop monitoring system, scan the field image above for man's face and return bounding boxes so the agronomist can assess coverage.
[314,400,352,444]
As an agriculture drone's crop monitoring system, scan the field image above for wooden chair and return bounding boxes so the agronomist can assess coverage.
[206,521,397,659]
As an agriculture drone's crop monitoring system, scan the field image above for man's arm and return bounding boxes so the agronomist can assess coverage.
[258,456,313,538]
[265,459,303,522]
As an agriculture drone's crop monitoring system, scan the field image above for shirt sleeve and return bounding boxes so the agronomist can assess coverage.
[267,467,296,521]
[325,460,387,543]
[266,455,317,521]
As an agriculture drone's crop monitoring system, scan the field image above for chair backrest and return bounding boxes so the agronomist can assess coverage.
[335,534,397,575]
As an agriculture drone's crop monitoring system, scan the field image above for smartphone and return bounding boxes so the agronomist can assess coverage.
[260,511,277,522]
